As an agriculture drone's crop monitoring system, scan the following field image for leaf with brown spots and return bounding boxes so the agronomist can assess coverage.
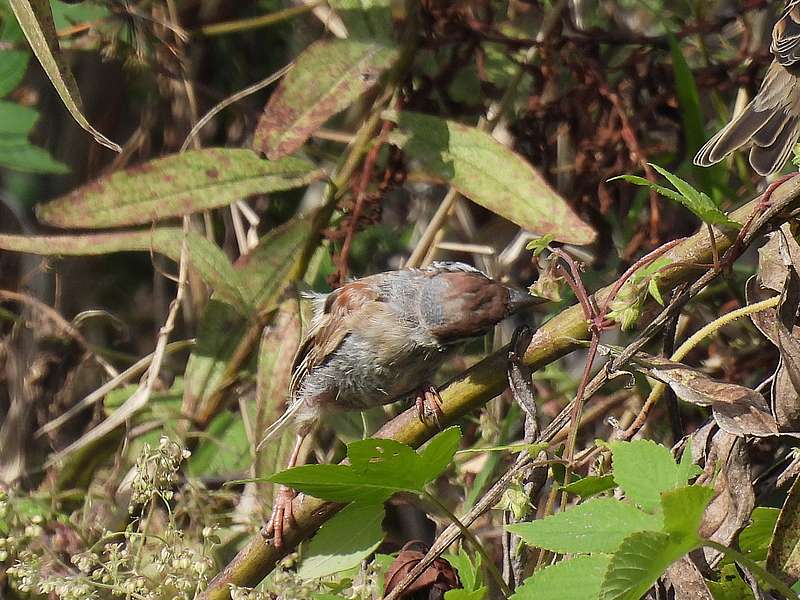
[181,217,312,422]
[0,228,251,311]
[386,111,596,245]
[254,38,398,159]
[36,149,320,229]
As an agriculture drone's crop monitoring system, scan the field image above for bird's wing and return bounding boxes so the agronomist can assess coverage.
[288,281,381,397]
[772,1,800,68]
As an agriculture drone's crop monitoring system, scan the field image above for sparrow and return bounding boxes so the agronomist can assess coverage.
[259,261,540,547]
[694,0,800,175]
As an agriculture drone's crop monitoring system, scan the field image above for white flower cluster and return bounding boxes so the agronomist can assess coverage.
[130,436,191,510]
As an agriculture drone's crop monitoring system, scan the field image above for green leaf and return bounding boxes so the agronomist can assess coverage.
[297,503,385,580]
[511,555,611,600]
[8,0,119,151]
[418,426,461,483]
[562,474,616,497]
[612,164,739,229]
[0,16,29,97]
[182,218,311,419]
[740,507,780,562]
[329,0,392,40]
[506,497,662,554]
[647,278,664,305]
[667,33,726,195]
[254,38,397,159]
[0,135,67,173]
[611,440,689,512]
[444,589,487,600]
[187,411,250,476]
[235,216,313,310]
[49,0,109,31]
[182,299,249,421]
[599,530,703,600]
[768,473,800,584]
[269,429,462,503]
[707,563,756,600]
[0,100,37,134]
[526,234,555,257]
[445,548,482,592]
[676,443,703,484]
[0,228,250,309]
[387,110,596,245]
[668,33,704,157]
[661,486,714,541]
[36,149,320,229]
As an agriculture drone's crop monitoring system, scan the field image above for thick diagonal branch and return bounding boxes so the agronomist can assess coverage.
[200,176,800,600]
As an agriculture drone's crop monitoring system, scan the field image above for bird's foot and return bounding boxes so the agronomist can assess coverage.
[415,384,444,429]
[262,485,297,549]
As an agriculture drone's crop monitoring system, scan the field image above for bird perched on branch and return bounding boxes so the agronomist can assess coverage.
[695,0,800,175]
[259,261,540,547]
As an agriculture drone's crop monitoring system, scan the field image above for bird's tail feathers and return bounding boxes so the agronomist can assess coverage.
[256,402,303,451]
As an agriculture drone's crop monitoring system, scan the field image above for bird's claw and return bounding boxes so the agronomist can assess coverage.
[415,385,444,429]
[263,485,297,549]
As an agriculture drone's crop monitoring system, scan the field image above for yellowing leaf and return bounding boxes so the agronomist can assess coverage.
[387,111,595,245]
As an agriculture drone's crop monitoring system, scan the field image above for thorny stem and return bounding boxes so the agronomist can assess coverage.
[550,240,684,496]
[422,491,512,598]
[703,540,800,600]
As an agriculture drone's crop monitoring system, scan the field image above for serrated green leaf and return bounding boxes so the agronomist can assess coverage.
[562,474,617,497]
[445,548,482,592]
[507,497,662,554]
[599,530,703,600]
[387,110,595,245]
[269,429,462,503]
[661,486,714,540]
[611,440,688,512]
[511,555,611,600]
[297,503,385,580]
[37,149,320,229]
[254,38,397,159]
[8,0,119,151]
[418,426,461,483]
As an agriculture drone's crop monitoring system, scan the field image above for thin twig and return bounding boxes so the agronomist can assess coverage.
[179,63,293,153]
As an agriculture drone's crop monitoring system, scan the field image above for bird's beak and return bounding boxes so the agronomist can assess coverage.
[507,287,548,311]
